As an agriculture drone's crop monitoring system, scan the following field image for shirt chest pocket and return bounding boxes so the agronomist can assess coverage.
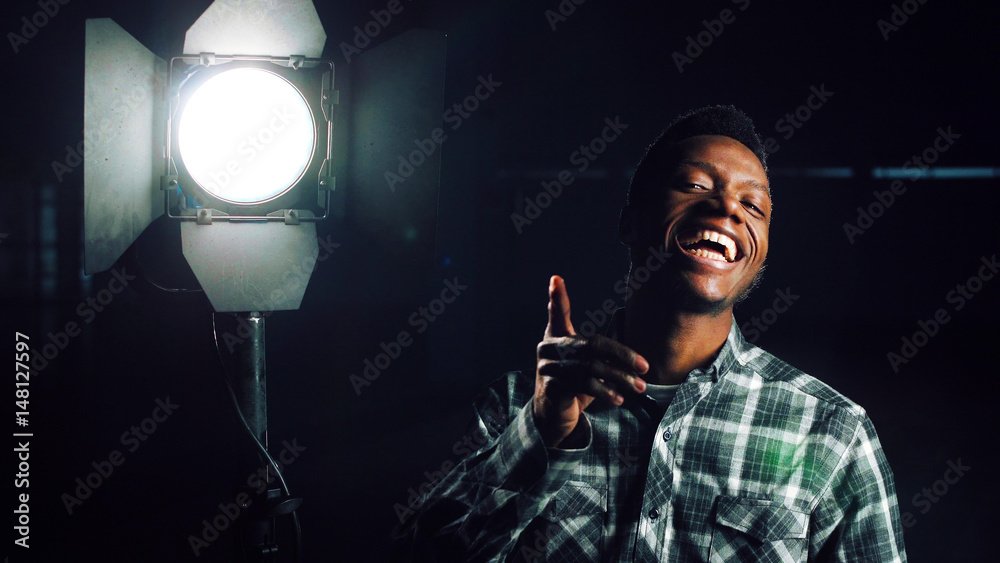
[708,495,809,563]
[512,481,607,561]
[542,481,607,519]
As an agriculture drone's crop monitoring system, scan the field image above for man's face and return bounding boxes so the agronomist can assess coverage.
[623,134,771,313]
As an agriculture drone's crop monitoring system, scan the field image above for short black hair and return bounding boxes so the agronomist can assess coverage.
[627,105,767,206]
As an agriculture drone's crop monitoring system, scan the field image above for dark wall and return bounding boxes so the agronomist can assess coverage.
[2,0,997,561]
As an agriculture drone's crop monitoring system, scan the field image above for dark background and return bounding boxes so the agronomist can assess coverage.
[2,0,998,561]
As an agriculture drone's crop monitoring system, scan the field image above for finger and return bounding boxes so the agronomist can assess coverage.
[588,377,626,406]
[539,336,649,385]
[545,275,576,338]
[542,364,626,406]
[538,359,644,396]
[586,334,649,377]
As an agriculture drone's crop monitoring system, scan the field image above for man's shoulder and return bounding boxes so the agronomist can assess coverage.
[732,342,867,421]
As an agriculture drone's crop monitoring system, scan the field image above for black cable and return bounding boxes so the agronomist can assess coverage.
[211,312,303,562]
[133,245,203,294]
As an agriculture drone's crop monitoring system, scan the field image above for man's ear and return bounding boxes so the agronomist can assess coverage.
[618,206,636,245]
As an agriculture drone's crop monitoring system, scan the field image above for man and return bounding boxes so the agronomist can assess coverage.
[392,105,907,561]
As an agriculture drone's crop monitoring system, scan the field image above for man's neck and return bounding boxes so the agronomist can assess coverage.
[621,290,733,385]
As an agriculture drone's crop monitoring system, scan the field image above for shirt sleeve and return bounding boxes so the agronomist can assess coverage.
[390,372,591,563]
[809,414,908,562]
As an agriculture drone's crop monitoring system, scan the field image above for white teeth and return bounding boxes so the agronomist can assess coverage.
[688,248,727,261]
[678,229,739,262]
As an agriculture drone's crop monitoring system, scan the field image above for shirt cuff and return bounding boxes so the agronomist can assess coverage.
[492,401,590,494]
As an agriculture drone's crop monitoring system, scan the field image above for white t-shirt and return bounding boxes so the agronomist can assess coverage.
[643,383,681,410]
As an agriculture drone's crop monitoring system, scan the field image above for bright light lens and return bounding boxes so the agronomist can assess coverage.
[178,67,314,204]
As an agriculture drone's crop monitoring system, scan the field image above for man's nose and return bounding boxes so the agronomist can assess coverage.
[701,191,744,221]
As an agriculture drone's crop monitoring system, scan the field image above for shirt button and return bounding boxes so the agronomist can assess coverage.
[648,508,659,520]
[662,428,672,441]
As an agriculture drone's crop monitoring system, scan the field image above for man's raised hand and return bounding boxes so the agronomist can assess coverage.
[533,275,648,448]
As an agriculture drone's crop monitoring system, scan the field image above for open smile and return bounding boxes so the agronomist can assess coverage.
[674,227,745,264]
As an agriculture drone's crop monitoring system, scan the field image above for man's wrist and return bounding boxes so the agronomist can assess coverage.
[533,409,591,450]
[551,415,591,450]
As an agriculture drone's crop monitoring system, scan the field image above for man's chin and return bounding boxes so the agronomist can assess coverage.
[632,268,733,316]
[676,287,735,316]
[683,259,768,312]
[630,260,766,316]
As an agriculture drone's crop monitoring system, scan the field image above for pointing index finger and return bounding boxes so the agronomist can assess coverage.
[546,275,576,338]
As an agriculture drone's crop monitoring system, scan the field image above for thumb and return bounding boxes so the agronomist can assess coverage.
[546,275,576,337]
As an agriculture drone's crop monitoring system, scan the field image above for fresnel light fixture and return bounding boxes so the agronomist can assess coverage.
[83,1,446,559]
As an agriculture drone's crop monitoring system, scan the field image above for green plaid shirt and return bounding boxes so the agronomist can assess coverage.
[393,317,907,562]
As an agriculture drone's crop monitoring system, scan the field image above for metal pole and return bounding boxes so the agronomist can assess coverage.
[230,311,277,561]
[234,311,267,448]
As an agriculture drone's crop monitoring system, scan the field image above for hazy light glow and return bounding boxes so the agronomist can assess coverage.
[178,68,315,204]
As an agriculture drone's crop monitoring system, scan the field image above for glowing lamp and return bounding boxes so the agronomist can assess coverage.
[177,67,315,204]
[164,55,335,223]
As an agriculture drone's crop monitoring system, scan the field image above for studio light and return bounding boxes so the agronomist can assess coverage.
[84,2,447,300]
[81,1,446,559]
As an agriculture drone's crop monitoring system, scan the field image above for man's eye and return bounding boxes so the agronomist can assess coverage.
[743,201,763,214]
[675,183,708,191]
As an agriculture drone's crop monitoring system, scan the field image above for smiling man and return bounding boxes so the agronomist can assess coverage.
[392,106,907,562]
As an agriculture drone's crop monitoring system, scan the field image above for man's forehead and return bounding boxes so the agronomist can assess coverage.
[665,136,769,187]
[673,134,761,162]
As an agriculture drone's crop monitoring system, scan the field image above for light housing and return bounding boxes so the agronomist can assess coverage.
[83,0,447,312]
[165,55,336,222]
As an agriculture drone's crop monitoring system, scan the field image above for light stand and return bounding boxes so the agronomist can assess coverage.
[234,312,266,445]
[218,311,303,561]
[83,2,447,561]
